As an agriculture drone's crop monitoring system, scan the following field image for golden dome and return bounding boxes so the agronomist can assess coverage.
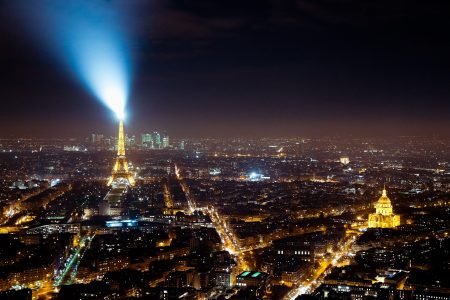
[377,188,391,205]
[368,186,400,228]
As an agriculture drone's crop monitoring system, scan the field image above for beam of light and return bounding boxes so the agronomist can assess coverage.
[8,0,134,119]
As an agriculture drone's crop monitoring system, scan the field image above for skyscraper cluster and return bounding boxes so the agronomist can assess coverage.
[89,131,170,149]
[141,132,170,149]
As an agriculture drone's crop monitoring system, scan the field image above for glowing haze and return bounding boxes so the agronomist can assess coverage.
[8,0,133,119]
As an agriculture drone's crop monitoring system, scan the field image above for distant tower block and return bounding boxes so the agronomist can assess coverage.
[340,156,350,165]
[107,120,135,187]
[368,187,400,228]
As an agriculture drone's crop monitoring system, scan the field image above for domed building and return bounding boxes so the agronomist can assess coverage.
[368,187,400,228]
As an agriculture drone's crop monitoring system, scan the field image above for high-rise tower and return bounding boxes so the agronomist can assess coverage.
[107,120,135,187]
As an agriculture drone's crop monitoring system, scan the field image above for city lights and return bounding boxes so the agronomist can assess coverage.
[2,1,450,299]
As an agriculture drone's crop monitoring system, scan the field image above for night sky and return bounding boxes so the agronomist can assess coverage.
[0,0,449,138]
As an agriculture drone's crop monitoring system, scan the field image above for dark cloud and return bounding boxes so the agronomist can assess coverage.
[0,0,449,137]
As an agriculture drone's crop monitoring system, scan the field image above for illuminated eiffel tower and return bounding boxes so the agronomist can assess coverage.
[107,120,135,187]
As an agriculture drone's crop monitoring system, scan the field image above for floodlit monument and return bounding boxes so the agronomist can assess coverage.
[368,187,400,228]
[107,119,135,187]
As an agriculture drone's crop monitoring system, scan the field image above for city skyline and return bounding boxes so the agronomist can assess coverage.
[0,1,449,300]
[1,135,449,299]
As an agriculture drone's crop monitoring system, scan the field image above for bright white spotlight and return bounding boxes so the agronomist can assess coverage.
[67,20,130,120]
[80,48,128,118]
[116,110,125,120]
[101,87,126,120]
[10,1,133,120]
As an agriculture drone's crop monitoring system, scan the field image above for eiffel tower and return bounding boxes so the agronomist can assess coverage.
[107,120,135,187]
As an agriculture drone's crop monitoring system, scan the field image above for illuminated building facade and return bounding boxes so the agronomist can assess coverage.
[141,132,170,149]
[162,136,170,148]
[141,133,153,148]
[107,120,135,187]
[368,188,400,228]
[340,156,350,165]
[236,271,269,287]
